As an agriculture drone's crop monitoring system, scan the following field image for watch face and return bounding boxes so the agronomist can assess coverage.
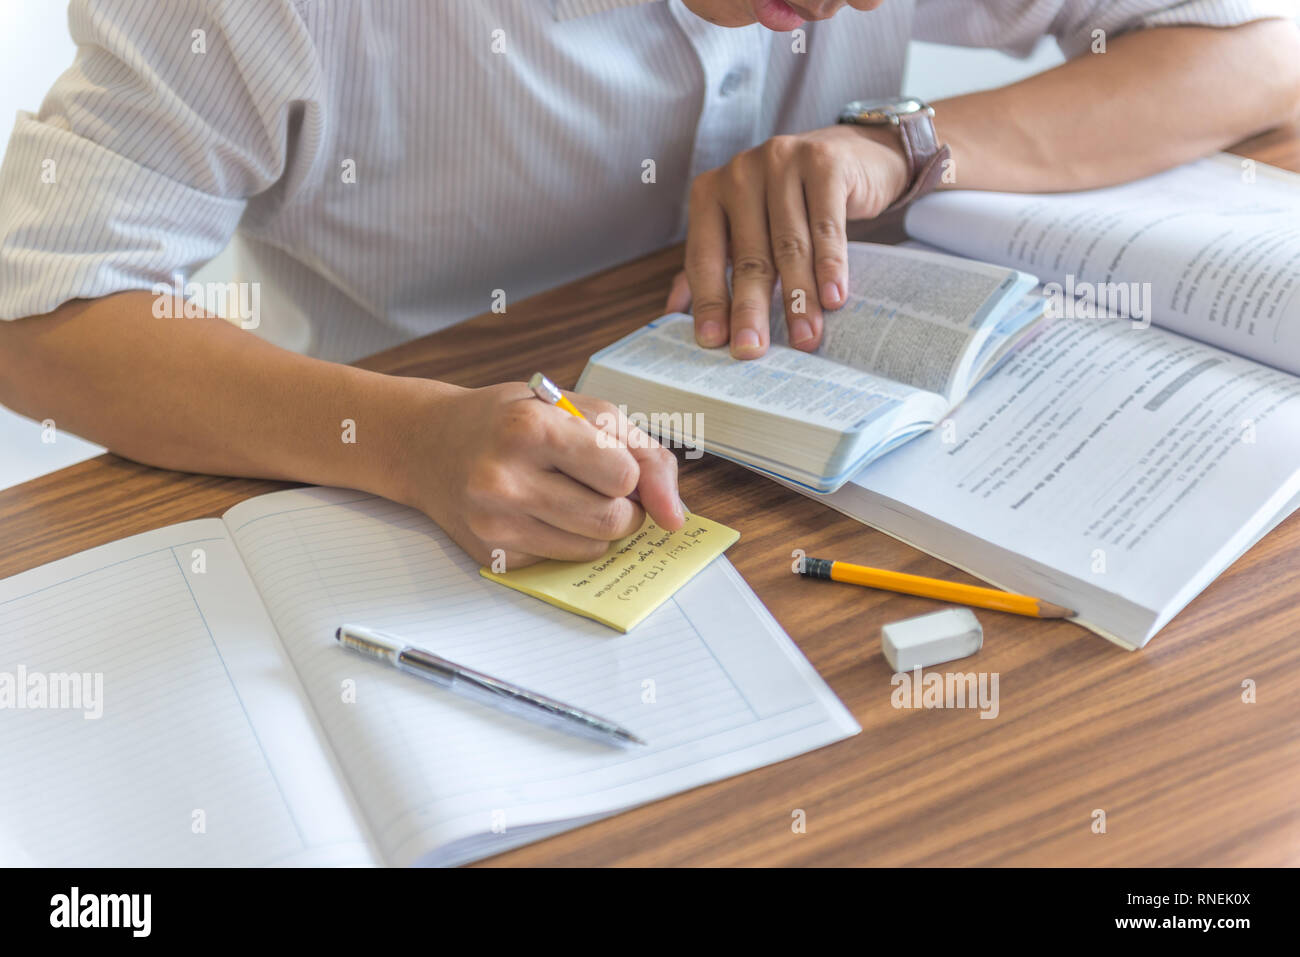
[842,97,929,124]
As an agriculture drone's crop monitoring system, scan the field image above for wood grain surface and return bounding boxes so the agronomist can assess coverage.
[2,129,1297,867]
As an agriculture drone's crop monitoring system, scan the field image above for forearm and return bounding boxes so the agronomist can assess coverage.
[934,19,1300,192]
[0,291,450,503]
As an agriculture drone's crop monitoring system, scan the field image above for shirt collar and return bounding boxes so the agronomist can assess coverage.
[553,0,660,21]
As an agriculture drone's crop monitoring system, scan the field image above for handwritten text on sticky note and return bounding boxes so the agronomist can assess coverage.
[479,513,739,632]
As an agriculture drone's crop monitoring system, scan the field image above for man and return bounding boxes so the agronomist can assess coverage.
[0,0,1296,567]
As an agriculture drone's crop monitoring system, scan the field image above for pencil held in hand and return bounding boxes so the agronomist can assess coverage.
[528,372,587,420]
[799,557,1075,619]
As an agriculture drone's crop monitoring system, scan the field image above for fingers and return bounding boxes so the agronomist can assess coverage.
[664,270,692,314]
[465,400,640,563]
[721,155,777,360]
[470,511,620,564]
[688,139,840,359]
[766,141,823,351]
[527,393,683,528]
[534,405,641,500]
[450,386,689,569]
[682,131,862,362]
[570,393,684,531]
[685,176,731,349]
[525,469,646,541]
[801,144,850,313]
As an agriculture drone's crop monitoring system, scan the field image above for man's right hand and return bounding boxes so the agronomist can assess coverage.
[409,382,684,569]
[0,296,682,571]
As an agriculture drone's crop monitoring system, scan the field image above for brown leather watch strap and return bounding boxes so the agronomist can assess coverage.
[882,110,950,214]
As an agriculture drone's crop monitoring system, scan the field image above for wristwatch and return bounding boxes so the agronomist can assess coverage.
[837,97,950,212]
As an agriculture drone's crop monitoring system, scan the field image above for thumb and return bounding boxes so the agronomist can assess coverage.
[664,270,692,314]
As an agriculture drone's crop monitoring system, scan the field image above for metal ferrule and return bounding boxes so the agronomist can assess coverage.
[335,625,405,665]
[800,557,835,580]
[527,372,563,405]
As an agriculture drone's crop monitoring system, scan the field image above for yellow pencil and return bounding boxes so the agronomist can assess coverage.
[798,557,1074,619]
[528,372,587,420]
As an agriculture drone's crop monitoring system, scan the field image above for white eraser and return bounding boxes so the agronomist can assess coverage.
[881,607,983,672]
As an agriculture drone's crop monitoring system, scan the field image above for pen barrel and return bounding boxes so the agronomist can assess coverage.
[336,625,640,746]
[451,670,630,745]
[396,647,456,687]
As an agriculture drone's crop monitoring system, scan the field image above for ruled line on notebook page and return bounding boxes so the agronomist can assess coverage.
[0,527,295,864]
[0,522,376,866]
[223,487,858,867]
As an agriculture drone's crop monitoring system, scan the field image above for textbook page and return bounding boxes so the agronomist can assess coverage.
[0,522,377,866]
[829,315,1300,646]
[769,242,1036,395]
[904,155,1300,375]
[222,488,860,867]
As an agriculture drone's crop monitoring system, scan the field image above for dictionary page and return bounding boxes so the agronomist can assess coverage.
[0,522,377,866]
[579,310,948,489]
[904,154,1300,375]
[768,242,1038,397]
[584,311,933,433]
[824,315,1300,647]
[222,487,859,867]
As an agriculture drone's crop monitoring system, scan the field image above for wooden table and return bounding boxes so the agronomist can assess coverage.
[3,129,1298,867]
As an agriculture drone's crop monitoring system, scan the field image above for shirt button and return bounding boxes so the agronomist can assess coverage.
[718,69,748,97]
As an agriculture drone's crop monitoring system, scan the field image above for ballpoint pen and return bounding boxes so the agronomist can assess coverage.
[334,624,647,747]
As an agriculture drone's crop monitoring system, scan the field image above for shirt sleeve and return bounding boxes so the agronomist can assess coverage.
[0,0,323,321]
[914,0,1298,59]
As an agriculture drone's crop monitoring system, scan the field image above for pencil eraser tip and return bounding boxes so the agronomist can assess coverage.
[881,607,983,672]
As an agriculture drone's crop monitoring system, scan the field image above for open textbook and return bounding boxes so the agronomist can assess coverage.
[0,487,858,867]
[578,242,1044,491]
[905,153,1300,374]
[816,155,1300,649]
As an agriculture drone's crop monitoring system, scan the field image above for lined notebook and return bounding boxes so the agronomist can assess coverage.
[0,487,858,866]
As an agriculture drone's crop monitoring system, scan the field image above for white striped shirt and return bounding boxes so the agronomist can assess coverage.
[0,0,1289,361]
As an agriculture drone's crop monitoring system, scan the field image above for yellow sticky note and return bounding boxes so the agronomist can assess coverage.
[480,513,740,633]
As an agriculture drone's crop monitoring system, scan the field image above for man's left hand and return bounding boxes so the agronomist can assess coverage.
[666,123,911,358]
